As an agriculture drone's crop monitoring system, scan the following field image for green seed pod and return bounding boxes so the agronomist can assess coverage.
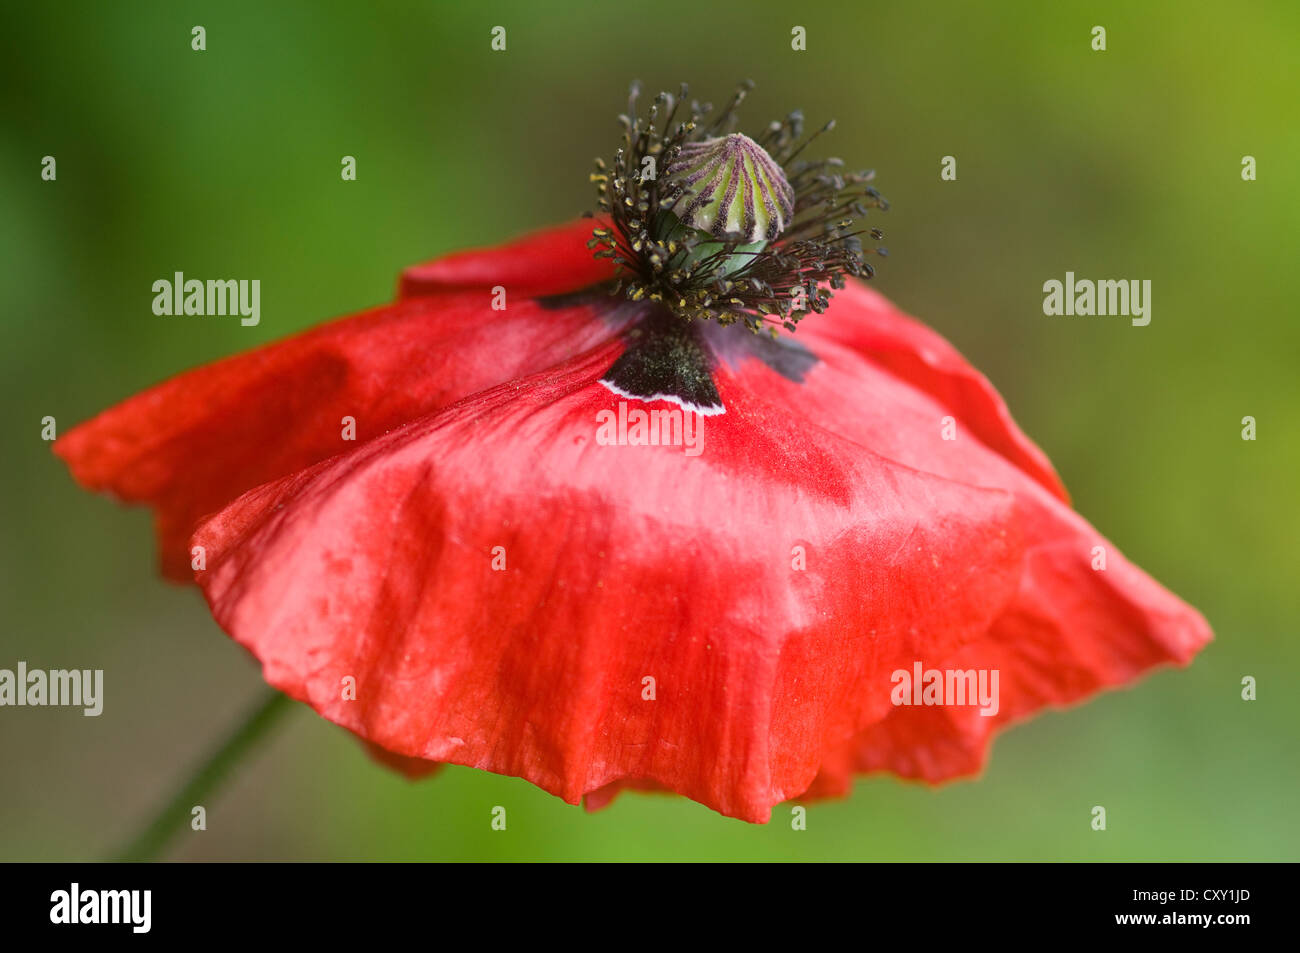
[664,133,795,243]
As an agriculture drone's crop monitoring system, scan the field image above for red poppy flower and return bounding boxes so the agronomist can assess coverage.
[54,84,1211,823]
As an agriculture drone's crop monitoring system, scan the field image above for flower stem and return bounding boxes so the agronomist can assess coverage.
[112,688,293,862]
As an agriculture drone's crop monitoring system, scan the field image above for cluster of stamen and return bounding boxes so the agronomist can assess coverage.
[589,81,888,334]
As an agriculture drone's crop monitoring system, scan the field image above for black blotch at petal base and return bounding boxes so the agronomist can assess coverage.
[538,288,820,413]
[601,307,723,414]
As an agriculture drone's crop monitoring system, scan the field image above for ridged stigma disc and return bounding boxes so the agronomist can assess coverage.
[665,133,795,243]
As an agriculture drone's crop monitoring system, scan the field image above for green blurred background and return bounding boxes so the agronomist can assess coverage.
[2,0,1296,861]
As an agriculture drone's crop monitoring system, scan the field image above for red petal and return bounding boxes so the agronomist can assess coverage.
[799,282,1070,503]
[398,220,616,299]
[815,535,1211,787]
[718,280,1211,787]
[54,290,616,579]
[191,342,1031,822]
